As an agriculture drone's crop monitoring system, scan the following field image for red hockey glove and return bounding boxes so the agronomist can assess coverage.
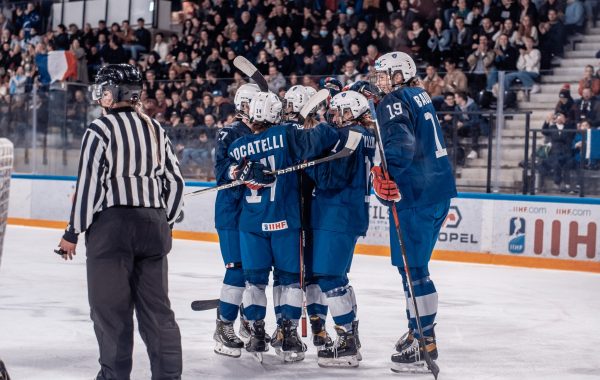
[371,166,401,206]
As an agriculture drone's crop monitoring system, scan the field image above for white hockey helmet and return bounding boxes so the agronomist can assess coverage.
[234,83,261,112]
[373,52,417,85]
[305,86,317,98]
[249,91,283,124]
[284,85,310,114]
[329,90,369,124]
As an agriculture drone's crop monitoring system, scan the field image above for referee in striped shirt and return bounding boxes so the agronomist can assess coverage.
[57,64,185,380]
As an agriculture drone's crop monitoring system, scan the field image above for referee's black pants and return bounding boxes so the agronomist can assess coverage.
[85,207,182,380]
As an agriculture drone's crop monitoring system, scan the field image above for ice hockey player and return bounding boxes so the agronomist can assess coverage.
[305,90,375,368]
[227,91,341,362]
[371,52,457,372]
[212,83,260,357]
[280,83,334,353]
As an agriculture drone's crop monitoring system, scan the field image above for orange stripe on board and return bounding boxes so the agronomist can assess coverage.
[7,218,600,273]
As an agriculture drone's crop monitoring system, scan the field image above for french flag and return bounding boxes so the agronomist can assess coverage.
[35,51,77,84]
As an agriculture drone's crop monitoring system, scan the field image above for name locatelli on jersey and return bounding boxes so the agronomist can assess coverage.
[230,134,285,160]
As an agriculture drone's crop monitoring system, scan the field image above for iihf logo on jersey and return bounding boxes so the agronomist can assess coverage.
[508,217,525,254]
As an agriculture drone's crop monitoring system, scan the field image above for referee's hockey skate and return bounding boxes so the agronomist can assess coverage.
[213,319,244,358]
[317,325,359,368]
[390,331,438,375]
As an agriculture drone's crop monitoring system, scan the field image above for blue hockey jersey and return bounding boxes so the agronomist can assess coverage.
[307,124,376,235]
[376,86,457,209]
[214,120,252,229]
[228,122,340,233]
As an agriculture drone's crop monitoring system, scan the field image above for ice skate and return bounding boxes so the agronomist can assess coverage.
[391,331,437,374]
[278,320,307,362]
[352,320,362,361]
[309,315,333,351]
[270,324,284,355]
[213,318,244,358]
[317,325,359,368]
[245,320,269,363]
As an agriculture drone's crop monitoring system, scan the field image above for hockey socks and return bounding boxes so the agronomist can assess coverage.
[218,267,245,322]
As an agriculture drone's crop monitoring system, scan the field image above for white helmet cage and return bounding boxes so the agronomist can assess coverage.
[234,83,261,113]
[373,52,417,86]
[329,90,369,125]
[249,91,283,124]
[284,85,310,114]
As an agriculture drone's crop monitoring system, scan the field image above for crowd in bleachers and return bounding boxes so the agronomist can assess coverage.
[0,0,598,180]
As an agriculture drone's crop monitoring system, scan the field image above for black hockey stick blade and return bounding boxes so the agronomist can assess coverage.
[191,298,220,311]
[185,130,362,197]
[300,89,329,119]
[233,56,269,92]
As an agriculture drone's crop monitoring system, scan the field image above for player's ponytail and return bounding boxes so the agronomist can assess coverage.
[134,101,162,166]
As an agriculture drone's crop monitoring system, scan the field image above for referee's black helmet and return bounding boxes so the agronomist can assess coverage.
[92,64,143,103]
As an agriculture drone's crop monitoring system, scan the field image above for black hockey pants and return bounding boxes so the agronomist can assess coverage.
[85,207,182,380]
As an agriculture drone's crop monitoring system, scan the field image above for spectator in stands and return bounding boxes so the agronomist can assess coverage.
[103,36,128,64]
[488,33,519,90]
[407,20,429,62]
[564,0,586,34]
[422,65,445,98]
[578,65,600,97]
[305,44,330,75]
[466,3,484,27]
[538,0,567,21]
[498,0,521,25]
[71,39,88,83]
[455,91,482,159]
[211,89,235,122]
[572,119,598,170]
[539,9,565,69]
[519,0,539,24]
[539,111,577,191]
[337,60,363,85]
[66,89,88,138]
[266,65,286,93]
[573,88,600,126]
[555,84,576,122]
[427,17,452,67]
[514,15,539,47]
[467,35,495,96]
[478,17,498,42]
[492,18,518,44]
[152,33,169,62]
[451,17,473,62]
[180,128,213,174]
[438,92,465,165]
[54,24,70,50]
[442,58,469,95]
[504,36,541,93]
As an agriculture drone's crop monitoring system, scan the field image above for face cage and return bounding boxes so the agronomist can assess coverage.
[90,82,108,101]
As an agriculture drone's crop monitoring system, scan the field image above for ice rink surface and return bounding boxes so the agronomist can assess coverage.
[0,225,599,380]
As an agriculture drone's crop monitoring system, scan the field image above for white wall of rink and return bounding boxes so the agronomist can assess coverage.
[8,176,600,265]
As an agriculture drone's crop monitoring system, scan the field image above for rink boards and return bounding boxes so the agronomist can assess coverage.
[7,175,600,273]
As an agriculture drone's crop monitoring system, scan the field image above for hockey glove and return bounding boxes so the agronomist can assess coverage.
[371,166,401,207]
[239,160,276,190]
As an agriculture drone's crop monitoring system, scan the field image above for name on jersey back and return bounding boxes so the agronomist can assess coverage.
[231,135,285,160]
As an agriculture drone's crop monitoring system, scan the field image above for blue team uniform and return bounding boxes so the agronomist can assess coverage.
[214,120,252,322]
[376,86,457,338]
[305,124,376,329]
[228,123,340,322]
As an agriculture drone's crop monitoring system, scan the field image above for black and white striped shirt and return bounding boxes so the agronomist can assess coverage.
[64,107,184,242]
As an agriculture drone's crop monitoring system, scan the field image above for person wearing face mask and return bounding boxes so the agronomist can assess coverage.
[250,32,266,61]
[317,26,333,54]
[300,27,315,51]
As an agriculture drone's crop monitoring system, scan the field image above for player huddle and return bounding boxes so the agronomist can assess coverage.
[211,51,456,374]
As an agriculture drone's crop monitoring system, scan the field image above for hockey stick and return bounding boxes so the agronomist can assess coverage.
[368,100,440,380]
[300,89,330,119]
[190,298,220,311]
[233,56,269,92]
[185,129,363,197]
[298,174,308,338]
